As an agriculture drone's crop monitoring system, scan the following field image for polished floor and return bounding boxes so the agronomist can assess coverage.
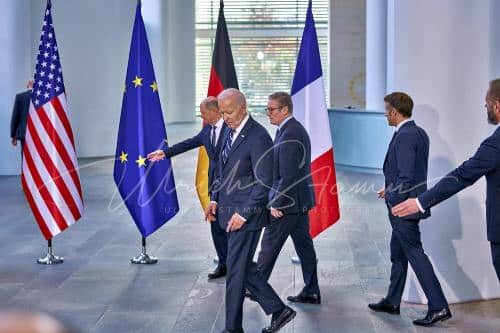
[1,118,499,333]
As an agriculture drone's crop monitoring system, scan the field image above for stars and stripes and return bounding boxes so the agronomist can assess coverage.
[22,0,84,240]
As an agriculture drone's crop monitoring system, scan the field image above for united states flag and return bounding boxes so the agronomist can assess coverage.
[22,0,84,240]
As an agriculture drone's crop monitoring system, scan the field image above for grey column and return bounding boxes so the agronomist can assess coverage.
[0,0,32,175]
[365,0,387,110]
[162,0,196,123]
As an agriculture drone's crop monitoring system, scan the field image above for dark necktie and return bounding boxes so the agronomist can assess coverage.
[222,130,235,164]
[275,128,280,142]
[211,125,217,148]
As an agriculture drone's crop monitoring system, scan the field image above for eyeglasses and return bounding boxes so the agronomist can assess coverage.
[265,106,283,113]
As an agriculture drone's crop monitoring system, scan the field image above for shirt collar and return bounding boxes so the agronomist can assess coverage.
[213,117,224,129]
[233,114,250,135]
[278,115,293,130]
[396,118,412,132]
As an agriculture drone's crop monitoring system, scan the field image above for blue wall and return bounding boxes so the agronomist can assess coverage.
[329,108,393,173]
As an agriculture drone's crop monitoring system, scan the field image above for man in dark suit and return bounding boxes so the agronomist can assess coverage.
[253,92,320,304]
[10,80,33,152]
[147,96,228,279]
[206,88,295,333]
[368,92,450,327]
[393,79,500,283]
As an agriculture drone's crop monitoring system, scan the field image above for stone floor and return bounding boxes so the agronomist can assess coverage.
[1,118,499,333]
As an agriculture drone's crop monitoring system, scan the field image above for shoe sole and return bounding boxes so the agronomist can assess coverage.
[287,298,321,305]
[274,311,297,332]
[368,307,400,315]
[413,313,452,327]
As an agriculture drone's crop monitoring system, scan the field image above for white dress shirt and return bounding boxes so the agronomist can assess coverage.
[211,117,224,146]
[231,113,250,144]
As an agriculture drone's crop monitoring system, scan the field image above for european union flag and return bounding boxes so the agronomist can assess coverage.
[113,1,179,237]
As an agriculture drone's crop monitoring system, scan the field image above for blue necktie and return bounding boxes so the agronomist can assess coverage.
[222,130,235,164]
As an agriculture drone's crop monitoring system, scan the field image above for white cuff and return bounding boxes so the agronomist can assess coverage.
[415,198,425,213]
[235,213,247,222]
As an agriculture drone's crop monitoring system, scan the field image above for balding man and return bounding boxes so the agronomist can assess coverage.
[206,88,295,333]
[148,97,228,279]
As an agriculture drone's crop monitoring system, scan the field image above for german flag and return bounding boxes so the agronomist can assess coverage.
[195,0,238,210]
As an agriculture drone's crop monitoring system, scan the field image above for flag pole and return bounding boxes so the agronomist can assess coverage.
[131,236,158,264]
[37,239,64,265]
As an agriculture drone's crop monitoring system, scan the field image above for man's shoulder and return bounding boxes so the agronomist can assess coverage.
[247,118,271,141]
[16,90,31,100]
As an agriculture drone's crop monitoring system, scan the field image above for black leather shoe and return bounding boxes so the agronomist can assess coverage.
[287,292,321,304]
[368,299,400,315]
[413,308,452,326]
[262,306,296,333]
[245,290,257,302]
[208,265,227,279]
[220,329,244,333]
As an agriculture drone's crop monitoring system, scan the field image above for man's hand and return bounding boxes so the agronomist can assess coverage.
[147,150,165,162]
[392,198,419,217]
[270,207,284,219]
[377,187,385,199]
[226,214,246,232]
[205,201,217,222]
[11,138,17,146]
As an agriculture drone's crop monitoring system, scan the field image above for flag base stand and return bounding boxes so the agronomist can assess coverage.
[37,239,64,265]
[131,237,158,265]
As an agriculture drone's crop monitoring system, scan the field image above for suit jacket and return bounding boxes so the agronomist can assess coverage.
[10,90,31,140]
[268,117,315,214]
[211,116,274,232]
[419,126,500,242]
[383,120,431,220]
[163,122,227,191]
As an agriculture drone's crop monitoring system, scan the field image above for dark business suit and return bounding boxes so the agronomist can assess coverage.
[418,126,500,281]
[163,122,228,266]
[257,117,320,294]
[211,116,285,331]
[10,90,31,150]
[383,120,448,311]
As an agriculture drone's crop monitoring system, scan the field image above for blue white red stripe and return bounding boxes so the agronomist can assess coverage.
[291,0,340,238]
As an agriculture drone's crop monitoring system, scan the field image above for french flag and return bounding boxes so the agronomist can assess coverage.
[291,0,340,238]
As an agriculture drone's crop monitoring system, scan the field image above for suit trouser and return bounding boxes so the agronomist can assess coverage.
[210,218,227,266]
[257,213,320,294]
[386,214,448,311]
[226,229,285,331]
[490,242,500,282]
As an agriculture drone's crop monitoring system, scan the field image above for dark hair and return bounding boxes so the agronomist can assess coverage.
[384,92,413,118]
[268,91,293,113]
[489,79,500,101]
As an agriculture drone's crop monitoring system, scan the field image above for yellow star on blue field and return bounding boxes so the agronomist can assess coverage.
[150,81,158,93]
[135,155,147,167]
[132,75,143,88]
[119,151,128,163]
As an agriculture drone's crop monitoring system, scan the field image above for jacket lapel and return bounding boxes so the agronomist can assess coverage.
[221,116,254,171]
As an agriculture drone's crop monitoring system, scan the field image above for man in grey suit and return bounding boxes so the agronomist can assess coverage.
[10,80,33,153]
